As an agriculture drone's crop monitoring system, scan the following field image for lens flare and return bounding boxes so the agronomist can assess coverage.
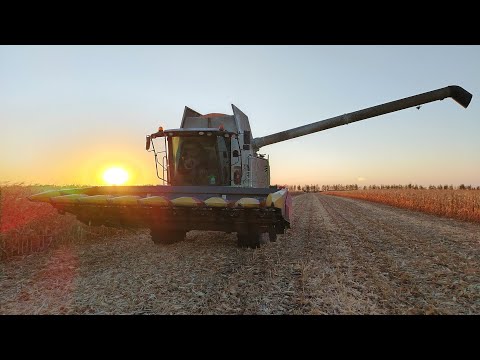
[103,167,129,185]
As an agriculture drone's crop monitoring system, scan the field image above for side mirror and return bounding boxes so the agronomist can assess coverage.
[146,136,151,151]
[232,150,239,157]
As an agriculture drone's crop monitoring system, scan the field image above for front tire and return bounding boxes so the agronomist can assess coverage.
[151,229,186,245]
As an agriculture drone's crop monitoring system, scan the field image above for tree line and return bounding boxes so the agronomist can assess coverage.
[277,184,480,191]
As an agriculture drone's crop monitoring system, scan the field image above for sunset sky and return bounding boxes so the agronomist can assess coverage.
[1,45,479,187]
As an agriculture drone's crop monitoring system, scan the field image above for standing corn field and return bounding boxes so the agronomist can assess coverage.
[0,184,130,259]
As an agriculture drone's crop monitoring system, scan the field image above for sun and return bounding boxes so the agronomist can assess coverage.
[103,167,129,185]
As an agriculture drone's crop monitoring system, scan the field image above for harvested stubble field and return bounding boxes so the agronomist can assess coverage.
[1,192,479,314]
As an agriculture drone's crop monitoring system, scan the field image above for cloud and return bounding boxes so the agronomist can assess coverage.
[357,177,366,182]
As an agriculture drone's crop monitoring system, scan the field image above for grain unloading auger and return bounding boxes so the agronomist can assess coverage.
[29,85,472,248]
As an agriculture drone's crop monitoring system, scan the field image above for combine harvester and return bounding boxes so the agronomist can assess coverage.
[30,86,472,248]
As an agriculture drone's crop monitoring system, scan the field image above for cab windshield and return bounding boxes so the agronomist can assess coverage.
[168,135,231,186]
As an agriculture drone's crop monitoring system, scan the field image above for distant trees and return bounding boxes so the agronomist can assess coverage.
[300,184,320,193]
[283,183,479,192]
[321,184,359,191]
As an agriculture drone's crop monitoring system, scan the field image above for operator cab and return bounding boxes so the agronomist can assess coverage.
[148,128,235,186]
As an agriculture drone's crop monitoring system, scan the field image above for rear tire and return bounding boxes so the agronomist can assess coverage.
[268,228,277,242]
[151,229,186,245]
[237,231,260,249]
[237,233,249,248]
[249,233,261,248]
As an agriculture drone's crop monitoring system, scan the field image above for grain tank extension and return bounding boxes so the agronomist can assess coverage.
[29,85,472,248]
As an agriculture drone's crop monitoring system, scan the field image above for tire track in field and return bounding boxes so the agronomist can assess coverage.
[288,193,327,313]
[319,195,415,313]
[279,193,383,314]
[319,194,480,314]
[329,196,480,313]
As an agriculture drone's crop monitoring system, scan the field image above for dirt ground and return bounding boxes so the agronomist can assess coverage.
[1,193,478,314]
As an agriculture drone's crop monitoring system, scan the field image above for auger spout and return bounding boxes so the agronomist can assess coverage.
[252,85,472,150]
